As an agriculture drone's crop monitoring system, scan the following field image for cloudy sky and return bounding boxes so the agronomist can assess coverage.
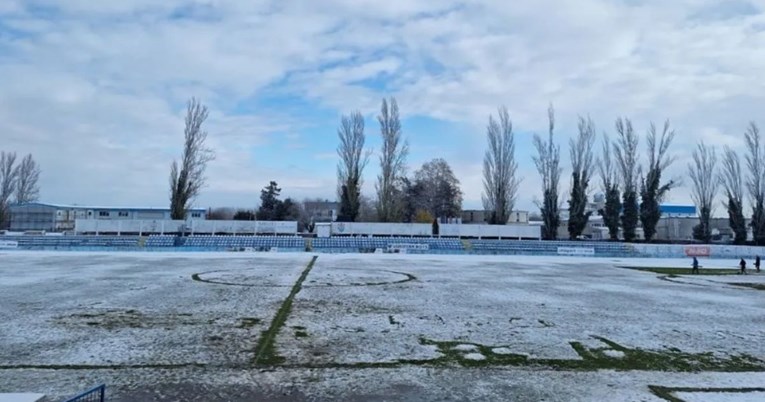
[2,0,765,212]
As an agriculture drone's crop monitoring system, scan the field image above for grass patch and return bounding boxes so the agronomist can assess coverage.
[252,256,318,366]
[649,386,765,402]
[624,267,740,276]
[412,336,765,371]
[294,330,309,338]
[57,309,201,330]
[729,283,765,291]
[237,318,262,329]
[545,336,764,372]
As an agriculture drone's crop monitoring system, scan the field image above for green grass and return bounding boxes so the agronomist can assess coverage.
[729,283,765,291]
[649,386,765,402]
[252,256,318,366]
[412,336,765,371]
[236,318,262,329]
[623,267,740,276]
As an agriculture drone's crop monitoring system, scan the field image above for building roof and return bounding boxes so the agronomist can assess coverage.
[11,202,206,212]
[660,204,697,215]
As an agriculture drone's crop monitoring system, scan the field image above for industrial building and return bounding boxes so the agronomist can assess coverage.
[302,200,339,223]
[461,210,530,224]
[8,202,206,232]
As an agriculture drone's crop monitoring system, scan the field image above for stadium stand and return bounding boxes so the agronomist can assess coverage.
[145,235,175,247]
[1,235,140,249]
[312,237,465,252]
[470,240,635,257]
[180,235,305,250]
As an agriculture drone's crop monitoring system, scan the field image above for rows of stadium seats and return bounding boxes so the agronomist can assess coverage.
[145,235,175,247]
[470,240,635,257]
[2,235,140,248]
[180,235,304,249]
[312,237,465,250]
[1,234,639,257]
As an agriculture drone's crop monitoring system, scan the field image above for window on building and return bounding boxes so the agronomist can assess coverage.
[99,211,110,217]
[191,212,201,218]
[118,211,129,217]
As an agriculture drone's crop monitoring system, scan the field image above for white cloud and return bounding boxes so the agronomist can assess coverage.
[1,0,765,211]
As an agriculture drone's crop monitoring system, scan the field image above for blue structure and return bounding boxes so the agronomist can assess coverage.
[64,384,105,402]
[659,205,697,217]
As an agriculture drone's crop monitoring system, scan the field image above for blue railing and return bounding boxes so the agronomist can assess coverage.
[63,384,105,402]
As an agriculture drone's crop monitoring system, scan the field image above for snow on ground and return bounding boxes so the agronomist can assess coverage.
[281,254,765,364]
[1,251,764,401]
[0,394,45,402]
[0,252,311,367]
[675,392,765,402]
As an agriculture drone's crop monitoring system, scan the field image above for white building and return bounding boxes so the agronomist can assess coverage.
[9,202,206,232]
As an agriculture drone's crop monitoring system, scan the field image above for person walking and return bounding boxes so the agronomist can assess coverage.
[755,255,761,273]
[740,258,747,275]
[691,257,700,275]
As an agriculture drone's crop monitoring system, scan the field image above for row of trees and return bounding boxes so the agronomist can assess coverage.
[336,98,462,225]
[690,123,765,245]
[325,98,765,245]
[166,96,764,245]
[0,152,41,229]
[499,103,765,245]
[232,181,301,222]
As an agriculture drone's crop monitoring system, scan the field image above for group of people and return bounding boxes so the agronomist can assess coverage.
[691,255,761,274]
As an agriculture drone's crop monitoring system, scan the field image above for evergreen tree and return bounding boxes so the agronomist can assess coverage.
[602,185,621,241]
[233,210,255,221]
[727,198,748,244]
[621,190,639,242]
[337,185,356,222]
[692,205,712,243]
[276,198,300,221]
[568,170,591,239]
[257,181,282,221]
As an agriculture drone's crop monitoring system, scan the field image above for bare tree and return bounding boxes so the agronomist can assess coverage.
[413,158,463,219]
[568,116,597,239]
[375,98,408,222]
[0,152,19,229]
[745,122,765,245]
[639,120,677,242]
[720,146,747,244]
[482,106,520,225]
[614,118,640,242]
[15,154,41,204]
[532,104,562,240]
[169,98,214,220]
[688,141,717,243]
[337,111,371,222]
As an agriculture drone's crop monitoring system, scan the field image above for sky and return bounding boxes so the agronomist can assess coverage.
[1,0,765,213]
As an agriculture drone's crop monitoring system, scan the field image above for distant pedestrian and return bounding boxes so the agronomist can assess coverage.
[740,258,747,275]
[691,257,700,275]
[756,256,761,273]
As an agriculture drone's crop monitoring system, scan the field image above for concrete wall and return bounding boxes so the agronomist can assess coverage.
[329,222,541,239]
[75,219,298,235]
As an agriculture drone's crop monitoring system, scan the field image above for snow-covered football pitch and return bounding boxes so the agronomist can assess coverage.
[1,251,764,401]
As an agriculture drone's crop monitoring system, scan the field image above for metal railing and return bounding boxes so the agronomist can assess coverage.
[63,384,105,402]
